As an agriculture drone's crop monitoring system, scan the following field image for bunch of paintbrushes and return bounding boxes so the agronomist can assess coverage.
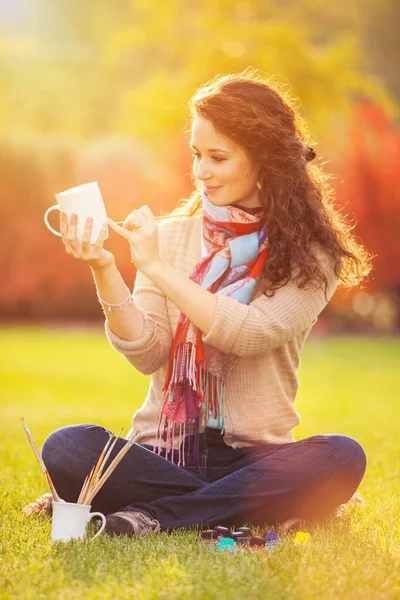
[76,428,141,505]
[21,417,141,507]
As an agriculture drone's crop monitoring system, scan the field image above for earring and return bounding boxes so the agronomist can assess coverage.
[256,181,263,190]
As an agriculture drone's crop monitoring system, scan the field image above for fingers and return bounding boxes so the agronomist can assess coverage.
[60,211,73,254]
[60,211,68,239]
[107,218,131,239]
[61,213,88,257]
[81,217,93,252]
[60,214,110,265]
[67,213,79,251]
[93,220,109,249]
[123,209,142,231]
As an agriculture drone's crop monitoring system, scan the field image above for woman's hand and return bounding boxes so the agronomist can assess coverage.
[60,212,115,271]
[107,205,163,276]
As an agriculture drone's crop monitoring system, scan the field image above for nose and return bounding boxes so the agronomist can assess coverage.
[194,159,212,182]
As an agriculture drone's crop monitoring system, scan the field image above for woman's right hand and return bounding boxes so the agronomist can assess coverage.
[60,212,115,271]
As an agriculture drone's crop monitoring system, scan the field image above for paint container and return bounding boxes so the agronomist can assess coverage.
[293,531,311,545]
[201,529,219,551]
[217,537,236,552]
[265,531,283,550]
[236,536,251,551]
[236,536,251,548]
[250,535,266,551]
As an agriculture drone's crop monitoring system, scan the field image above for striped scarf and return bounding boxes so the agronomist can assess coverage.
[153,187,268,471]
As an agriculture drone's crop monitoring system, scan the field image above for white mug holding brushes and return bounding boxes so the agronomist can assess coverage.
[22,417,141,542]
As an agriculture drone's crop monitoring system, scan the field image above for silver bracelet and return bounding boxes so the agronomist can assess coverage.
[97,286,133,312]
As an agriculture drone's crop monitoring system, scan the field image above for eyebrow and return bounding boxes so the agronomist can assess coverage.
[190,144,229,153]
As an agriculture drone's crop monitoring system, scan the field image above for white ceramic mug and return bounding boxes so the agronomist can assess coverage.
[51,501,106,542]
[44,182,108,245]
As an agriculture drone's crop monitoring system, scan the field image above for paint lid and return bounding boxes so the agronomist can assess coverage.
[237,527,251,536]
[215,525,231,537]
[231,531,245,540]
[201,529,217,540]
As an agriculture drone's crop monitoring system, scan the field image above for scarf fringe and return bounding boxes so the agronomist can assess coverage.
[151,194,267,471]
[153,341,226,472]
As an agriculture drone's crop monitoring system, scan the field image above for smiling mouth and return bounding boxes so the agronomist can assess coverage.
[205,186,222,192]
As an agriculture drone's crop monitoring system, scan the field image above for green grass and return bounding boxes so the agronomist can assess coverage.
[1,327,399,599]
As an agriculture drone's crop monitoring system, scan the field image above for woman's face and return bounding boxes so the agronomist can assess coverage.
[190,116,261,209]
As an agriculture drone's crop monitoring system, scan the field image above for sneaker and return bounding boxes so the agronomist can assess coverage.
[104,510,161,537]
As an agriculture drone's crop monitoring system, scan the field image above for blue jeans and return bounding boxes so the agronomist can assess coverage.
[42,425,366,530]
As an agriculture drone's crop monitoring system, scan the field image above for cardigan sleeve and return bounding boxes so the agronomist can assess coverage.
[105,223,174,376]
[105,270,173,375]
[201,247,338,357]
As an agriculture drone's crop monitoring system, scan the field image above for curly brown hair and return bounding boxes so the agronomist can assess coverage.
[162,69,372,296]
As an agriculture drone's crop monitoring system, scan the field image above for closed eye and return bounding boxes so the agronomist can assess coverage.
[191,152,226,163]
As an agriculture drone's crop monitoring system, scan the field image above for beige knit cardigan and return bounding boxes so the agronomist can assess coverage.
[105,214,338,450]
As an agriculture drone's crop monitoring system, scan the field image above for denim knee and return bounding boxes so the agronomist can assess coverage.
[41,424,99,472]
[42,426,72,471]
[323,434,367,479]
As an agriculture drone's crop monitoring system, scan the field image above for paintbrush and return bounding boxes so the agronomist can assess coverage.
[20,417,62,502]
[77,472,90,505]
[115,215,168,226]
[92,431,121,483]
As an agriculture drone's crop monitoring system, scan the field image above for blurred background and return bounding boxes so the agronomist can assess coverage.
[0,0,399,332]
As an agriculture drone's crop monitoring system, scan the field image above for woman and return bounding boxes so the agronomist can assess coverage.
[41,71,371,537]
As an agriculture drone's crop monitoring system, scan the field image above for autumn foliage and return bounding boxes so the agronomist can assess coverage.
[0,137,192,321]
[335,103,400,293]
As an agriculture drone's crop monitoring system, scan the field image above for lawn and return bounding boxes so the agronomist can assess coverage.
[1,327,399,600]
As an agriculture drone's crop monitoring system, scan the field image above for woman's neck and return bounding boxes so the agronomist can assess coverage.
[234,204,263,215]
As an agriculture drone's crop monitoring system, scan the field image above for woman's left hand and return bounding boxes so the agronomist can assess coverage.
[107,205,163,276]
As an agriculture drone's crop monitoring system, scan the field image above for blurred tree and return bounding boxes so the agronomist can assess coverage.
[335,103,400,293]
[0,0,397,151]
[107,0,397,154]
[268,0,400,100]
[0,136,190,321]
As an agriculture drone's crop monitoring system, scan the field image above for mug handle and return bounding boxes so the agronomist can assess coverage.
[44,205,62,237]
[87,512,107,540]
